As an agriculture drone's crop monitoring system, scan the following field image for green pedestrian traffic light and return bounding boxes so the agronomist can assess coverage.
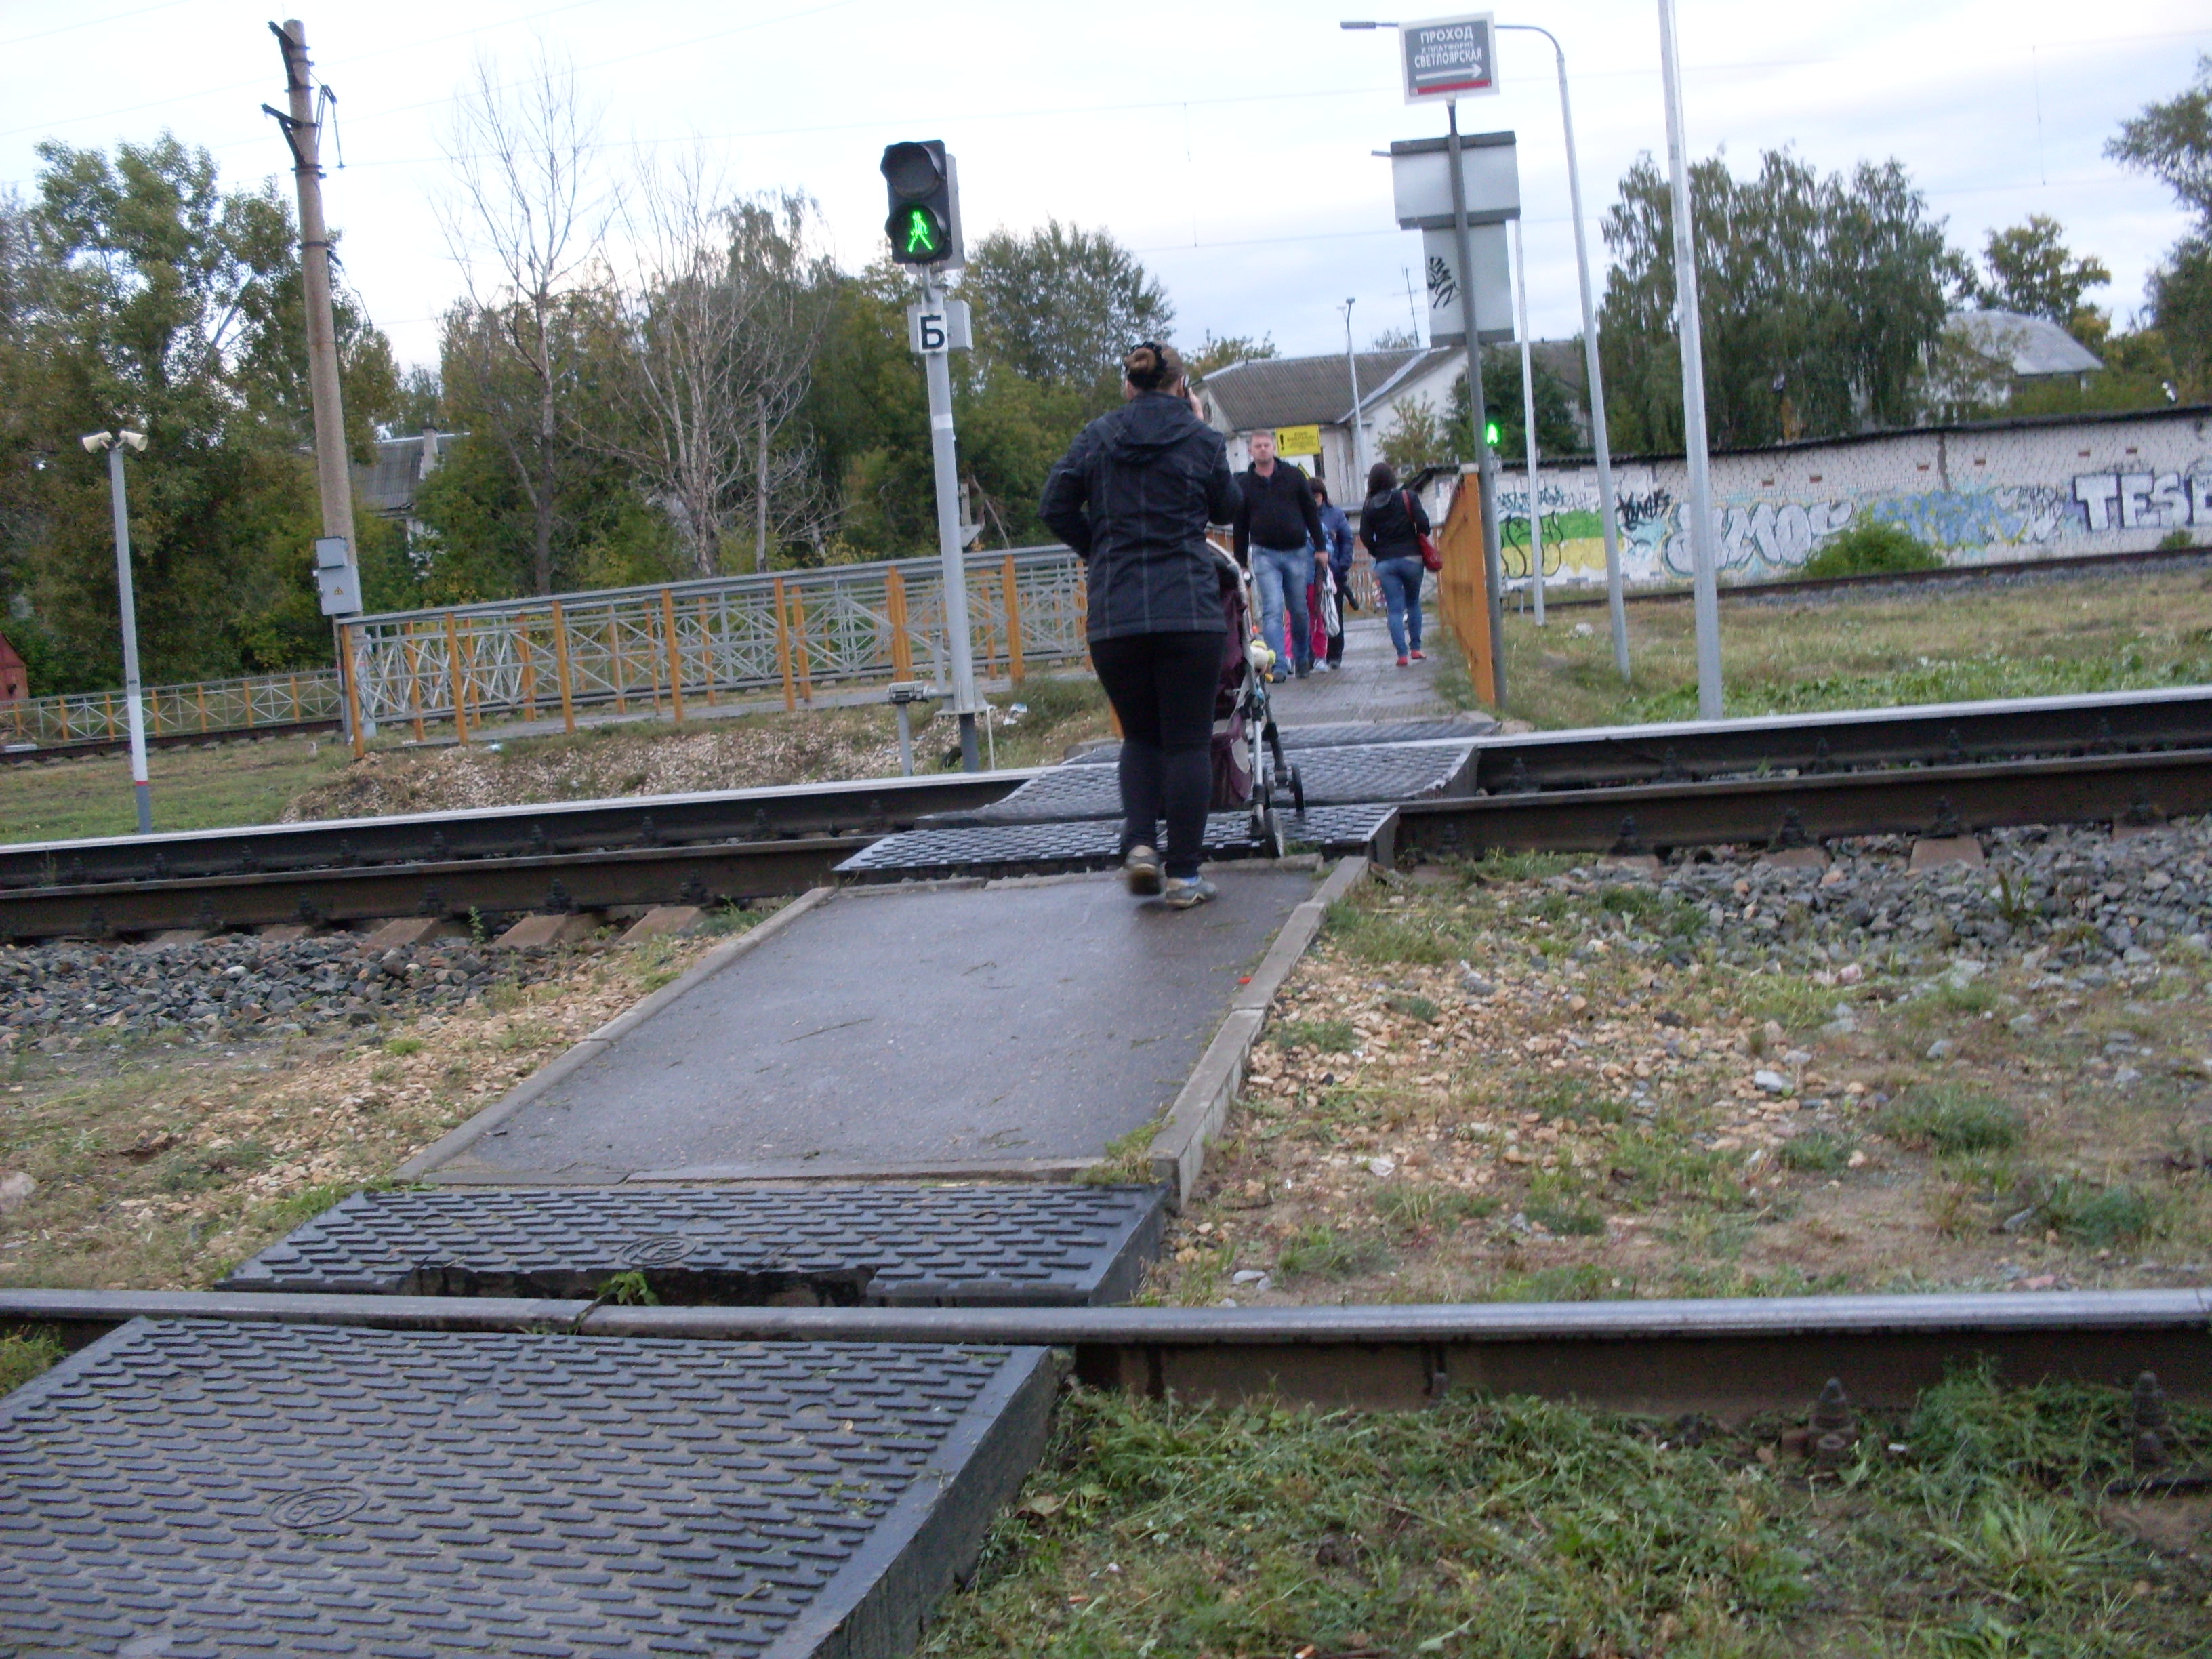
[1485,419,1502,447]
[881,140,964,268]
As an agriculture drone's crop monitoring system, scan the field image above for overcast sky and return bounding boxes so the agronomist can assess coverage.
[3,0,2207,377]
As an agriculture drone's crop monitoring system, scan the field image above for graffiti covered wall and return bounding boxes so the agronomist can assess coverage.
[1478,407,2212,586]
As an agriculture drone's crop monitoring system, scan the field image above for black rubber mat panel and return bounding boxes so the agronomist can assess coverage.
[221,1184,1166,1306]
[1064,716,1494,763]
[836,803,1393,876]
[922,740,1473,827]
[0,1320,1054,1659]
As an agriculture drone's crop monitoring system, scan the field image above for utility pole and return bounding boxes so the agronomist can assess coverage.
[1656,0,1723,718]
[1511,214,1545,626]
[266,19,365,741]
[1342,298,1367,495]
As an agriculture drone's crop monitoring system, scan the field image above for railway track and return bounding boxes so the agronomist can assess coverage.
[5,1286,2205,1416]
[3,689,2210,941]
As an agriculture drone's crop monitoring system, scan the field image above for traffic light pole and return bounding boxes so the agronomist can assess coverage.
[1446,98,1507,707]
[920,267,982,771]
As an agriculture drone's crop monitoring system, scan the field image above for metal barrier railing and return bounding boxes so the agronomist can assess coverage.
[341,546,1091,750]
[1,668,344,749]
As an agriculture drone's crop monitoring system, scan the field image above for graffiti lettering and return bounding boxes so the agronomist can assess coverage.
[2075,470,2211,532]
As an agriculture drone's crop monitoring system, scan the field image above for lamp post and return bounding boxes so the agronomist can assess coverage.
[1495,21,1630,680]
[1341,297,1368,493]
[81,428,154,834]
[1656,0,1724,718]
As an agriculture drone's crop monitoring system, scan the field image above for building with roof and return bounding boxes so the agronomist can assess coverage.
[1941,310,2105,402]
[352,431,460,541]
[1195,348,1464,508]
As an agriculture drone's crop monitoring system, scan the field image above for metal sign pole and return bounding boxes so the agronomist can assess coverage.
[1511,214,1545,627]
[1446,98,1506,706]
[920,267,981,771]
[1657,0,1723,718]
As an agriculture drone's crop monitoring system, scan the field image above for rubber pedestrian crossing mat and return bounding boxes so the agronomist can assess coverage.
[919,739,1473,827]
[221,1184,1166,1305]
[1063,716,1495,763]
[0,1320,1054,1659]
[836,803,1394,876]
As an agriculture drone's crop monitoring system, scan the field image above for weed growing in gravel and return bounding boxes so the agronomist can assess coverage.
[1324,900,1460,965]
[1778,1131,1855,1172]
[1273,1018,1356,1053]
[1879,1086,2026,1153]
[1275,1224,1390,1281]
[1375,1185,1498,1235]
[2015,1174,2162,1248]
[927,1374,2212,1659]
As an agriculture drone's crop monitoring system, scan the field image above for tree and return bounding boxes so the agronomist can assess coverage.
[436,43,612,594]
[1976,216,2110,335]
[599,155,833,577]
[960,221,1172,390]
[1187,331,1275,377]
[1375,351,1578,474]
[0,134,396,691]
[2108,56,2212,399]
[1597,149,1965,451]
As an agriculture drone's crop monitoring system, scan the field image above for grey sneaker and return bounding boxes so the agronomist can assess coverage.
[1162,875,1217,910]
[1123,845,1164,896]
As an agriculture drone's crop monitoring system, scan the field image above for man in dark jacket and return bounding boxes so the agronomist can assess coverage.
[1040,344,1240,909]
[1231,431,1325,680]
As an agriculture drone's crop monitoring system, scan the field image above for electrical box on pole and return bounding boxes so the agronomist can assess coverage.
[882,139,982,770]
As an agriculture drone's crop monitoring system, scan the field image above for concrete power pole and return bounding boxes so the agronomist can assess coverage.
[266,20,365,735]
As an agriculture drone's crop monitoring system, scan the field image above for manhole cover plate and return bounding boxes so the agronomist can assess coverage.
[0,1320,1053,1658]
[222,1183,1166,1305]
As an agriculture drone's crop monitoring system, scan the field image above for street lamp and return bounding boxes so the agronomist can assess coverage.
[79,428,155,834]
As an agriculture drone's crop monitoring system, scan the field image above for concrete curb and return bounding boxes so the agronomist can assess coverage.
[1147,855,1368,1208]
[398,888,835,1180]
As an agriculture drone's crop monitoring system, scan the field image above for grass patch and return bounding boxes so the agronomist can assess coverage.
[1523,1197,1606,1236]
[1275,1224,1390,1282]
[0,1329,64,1396]
[1778,1131,1855,1174]
[1272,1018,1357,1054]
[0,733,348,846]
[926,1374,2212,1659]
[1078,1117,1164,1187]
[1375,1183,1498,1235]
[384,1036,426,1057]
[2015,1174,2161,1249]
[1879,1086,2027,1154]
[1324,899,1455,966]
[1735,971,1839,1033]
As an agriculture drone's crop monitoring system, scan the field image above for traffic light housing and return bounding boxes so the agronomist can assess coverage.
[881,140,963,268]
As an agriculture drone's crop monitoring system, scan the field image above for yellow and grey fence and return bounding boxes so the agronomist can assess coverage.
[2,668,344,750]
[340,546,1090,752]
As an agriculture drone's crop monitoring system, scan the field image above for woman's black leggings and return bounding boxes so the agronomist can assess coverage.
[1089,630,1222,879]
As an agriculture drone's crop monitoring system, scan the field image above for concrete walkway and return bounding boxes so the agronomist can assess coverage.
[1270,615,1455,726]
[411,867,1320,1185]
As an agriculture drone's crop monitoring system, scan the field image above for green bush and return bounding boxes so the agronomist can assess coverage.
[2156,527,2196,551]
[1877,1086,2025,1154]
[1799,521,1944,580]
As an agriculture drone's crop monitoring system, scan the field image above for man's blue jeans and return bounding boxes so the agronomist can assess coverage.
[1250,543,1314,675]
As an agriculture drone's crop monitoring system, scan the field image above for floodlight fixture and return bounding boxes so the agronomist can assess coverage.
[81,431,112,453]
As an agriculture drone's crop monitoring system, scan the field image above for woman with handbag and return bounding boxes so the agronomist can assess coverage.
[1358,462,1433,667]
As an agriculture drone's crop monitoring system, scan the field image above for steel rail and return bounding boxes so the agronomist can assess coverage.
[0,769,1037,891]
[1384,745,2212,862]
[1465,685,2212,794]
[0,715,343,768]
[0,834,872,941]
[4,1287,2205,1415]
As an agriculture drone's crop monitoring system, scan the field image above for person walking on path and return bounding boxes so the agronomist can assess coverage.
[1232,430,1325,682]
[1359,462,1430,667]
[1040,342,1238,911]
[1311,477,1356,670]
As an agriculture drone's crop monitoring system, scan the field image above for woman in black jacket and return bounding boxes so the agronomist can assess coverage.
[1359,462,1431,666]
[1040,342,1240,909]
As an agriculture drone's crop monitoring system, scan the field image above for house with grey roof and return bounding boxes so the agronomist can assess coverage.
[1937,310,2105,405]
[1195,348,1464,508]
[352,431,460,542]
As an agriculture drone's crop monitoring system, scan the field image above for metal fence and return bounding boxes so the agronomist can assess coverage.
[1,668,343,750]
[342,546,1090,750]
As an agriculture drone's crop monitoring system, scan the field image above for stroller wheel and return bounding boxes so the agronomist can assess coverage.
[1289,765,1306,816]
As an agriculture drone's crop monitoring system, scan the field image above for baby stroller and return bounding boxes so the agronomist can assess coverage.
[1208,545,1305,856]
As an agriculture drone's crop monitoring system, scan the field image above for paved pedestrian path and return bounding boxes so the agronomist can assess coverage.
[1271,614,1457,726]
[410,867,1320,1185]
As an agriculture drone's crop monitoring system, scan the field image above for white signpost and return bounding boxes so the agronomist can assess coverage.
[1395,12,1509,702]
[905,299,972,357]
